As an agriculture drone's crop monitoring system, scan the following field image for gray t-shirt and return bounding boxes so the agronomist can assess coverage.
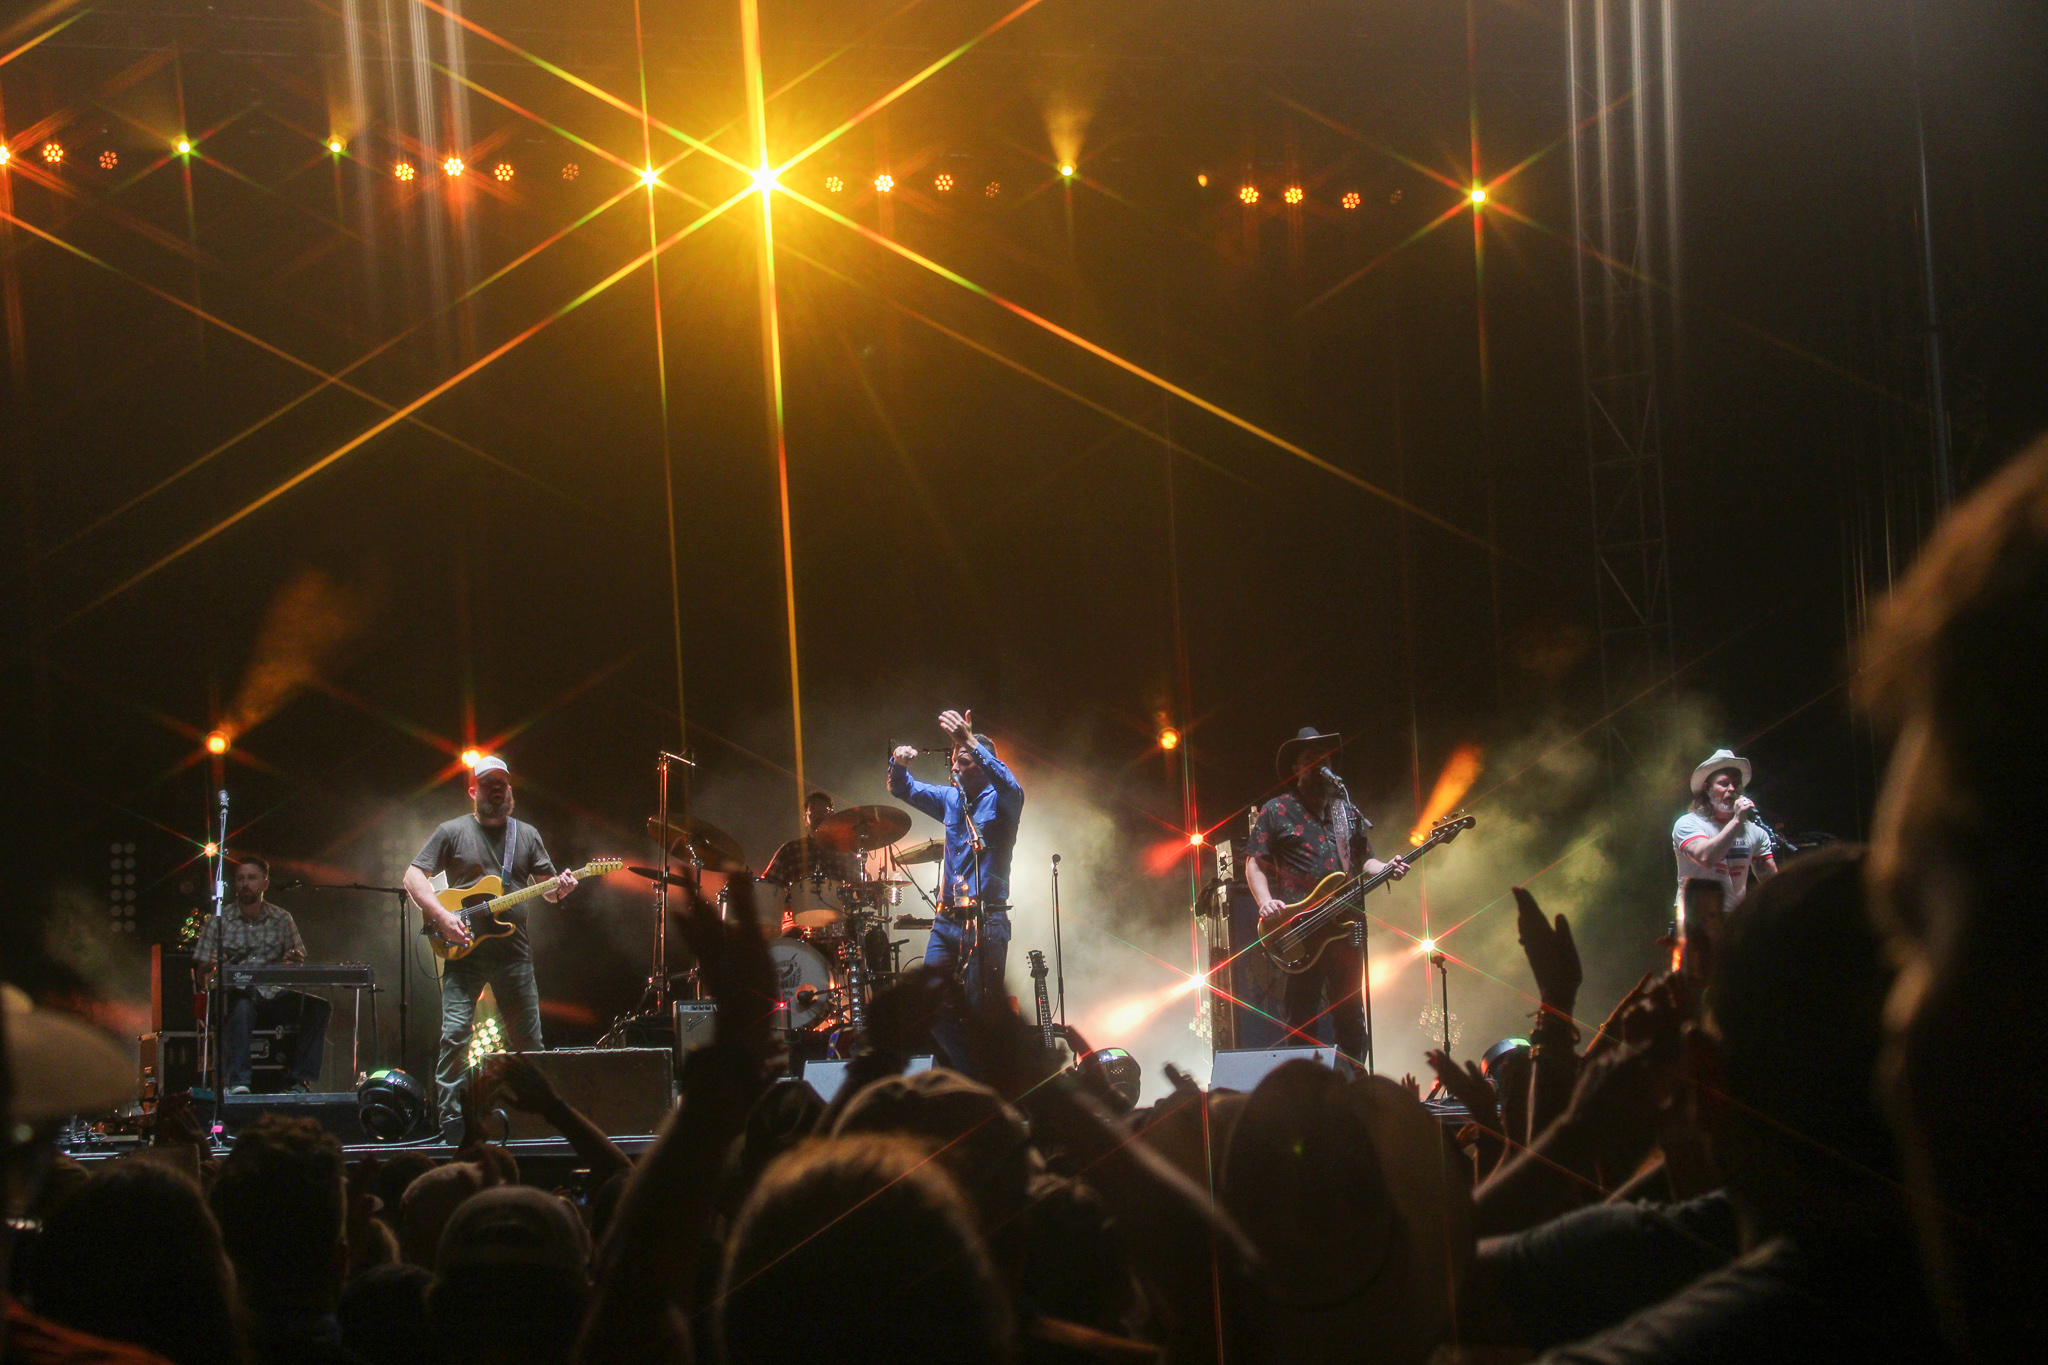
[411,815,557,962]
[1672,811,1773,908]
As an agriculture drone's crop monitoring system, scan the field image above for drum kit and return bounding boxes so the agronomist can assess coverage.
[626,803,943,1056]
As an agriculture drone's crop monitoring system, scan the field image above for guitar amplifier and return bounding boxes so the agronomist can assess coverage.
[152,945,200,1032]
[485,1048,675,1140]
[1215,885,1319,1050]
[673,1000,716,1056]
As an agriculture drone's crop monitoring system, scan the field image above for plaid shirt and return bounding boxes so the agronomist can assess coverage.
[192,903,306,1000]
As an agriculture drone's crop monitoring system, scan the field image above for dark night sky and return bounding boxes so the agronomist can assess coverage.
[5,0,2044,1082]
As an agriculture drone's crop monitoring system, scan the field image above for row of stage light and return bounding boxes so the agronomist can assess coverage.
[3,138,1482,211]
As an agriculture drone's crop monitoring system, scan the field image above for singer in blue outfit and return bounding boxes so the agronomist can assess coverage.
[888,707,1024,1075]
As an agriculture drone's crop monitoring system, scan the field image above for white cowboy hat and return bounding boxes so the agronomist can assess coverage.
[1690,748,1752,794]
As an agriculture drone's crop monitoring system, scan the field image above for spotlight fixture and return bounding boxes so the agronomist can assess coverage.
[1469,186,1487,205]
[561,162,579,180]
[1238,184,1259,205]
[328,138,344,155]
[640,167,658,187]
[492,161,513,182]
[1283,185,1304,204]
[460,748,482,769]
[873,172,894,192]
[1058,162,1075,178]
[983,181,1000,198]
[42,141,63,165]
[933,171,953,192]
[203,842,220,858]
[1342,191,1361,210]
[174,138,192,156]
[205,732,229,756]
[1419,937,1437,954]
[0,147,9,166]
[357,1068,429,1141]
[1187,832,1204,847]
[1158,727,1181,751]
[395,161,416,181]
[1196,172,1208,187]
[825,174,843,192]
[443,156,465,177]
[99,150,118,170]
[750,165,777,192]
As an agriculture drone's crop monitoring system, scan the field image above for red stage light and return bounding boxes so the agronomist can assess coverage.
[1238,184,1259,205]
[205,732,229,755]
[395,161,416,181]
[825,175,844,192]
[42,142,63,165]
[99,150,118,170]
[873,172,894,193]
[203,842,219,858]
[1188,832,1204,847]
[493,162,513,182]
[1284,185,1304,204]
[561,163,579,181]
[1342,191,1361,210]
[934,172,954,192]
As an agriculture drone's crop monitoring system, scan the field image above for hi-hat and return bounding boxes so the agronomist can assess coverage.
[811,805,912,852]
[644,815,748,872]
[893,838,945,866]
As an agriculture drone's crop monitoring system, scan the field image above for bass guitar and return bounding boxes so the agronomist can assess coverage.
[1256,813,1475,974]
[428,859,624,961]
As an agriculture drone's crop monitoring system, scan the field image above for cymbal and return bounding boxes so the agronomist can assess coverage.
[626,865,696,890]
[810,805,912,852]
[645,816,748,873]
[893,838,945,866]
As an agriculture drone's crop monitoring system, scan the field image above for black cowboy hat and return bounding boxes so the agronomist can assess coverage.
[1276,726,1342,778]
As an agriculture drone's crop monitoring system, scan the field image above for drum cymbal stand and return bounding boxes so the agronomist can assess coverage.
[602,749,696,1049]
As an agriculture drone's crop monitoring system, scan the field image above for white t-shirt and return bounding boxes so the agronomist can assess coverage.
[1672,810,1775,907]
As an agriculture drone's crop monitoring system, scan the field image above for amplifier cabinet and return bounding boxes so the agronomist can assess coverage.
[484,1048,676,1140]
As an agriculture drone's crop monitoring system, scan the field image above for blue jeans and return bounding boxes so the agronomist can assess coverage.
[224,989,330,1089]
[924,908,1011,1078]
[436,954,545,1131]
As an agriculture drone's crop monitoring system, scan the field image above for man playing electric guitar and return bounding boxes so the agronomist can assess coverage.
[1246,727,1407,1065]
[403,755,578,1142]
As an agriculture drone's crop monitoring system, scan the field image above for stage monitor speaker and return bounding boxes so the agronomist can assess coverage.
[221,1092,375,1144]
[673,1001,716,1056]
[800,1055,934,1105]
[1210,1045,1336,1092]
[152,946,199,1032]
[486,1048,675,1140]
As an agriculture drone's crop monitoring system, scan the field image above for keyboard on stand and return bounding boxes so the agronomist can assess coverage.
[222,962,375,990]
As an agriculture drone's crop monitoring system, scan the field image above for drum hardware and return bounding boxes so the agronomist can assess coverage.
[644,814,749,874]
[626,865,695,890]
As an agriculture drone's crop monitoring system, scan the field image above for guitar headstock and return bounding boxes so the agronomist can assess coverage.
[1430,812,1476,842]
[582,858,625,876]
[1027,949,1049,980]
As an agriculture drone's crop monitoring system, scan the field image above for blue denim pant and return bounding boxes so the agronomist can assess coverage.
[224,989,330,1089]
[924,908,1011,1077]
[436,954,545,1130]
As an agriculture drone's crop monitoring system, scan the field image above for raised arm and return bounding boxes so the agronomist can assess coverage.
[886,751,950,822]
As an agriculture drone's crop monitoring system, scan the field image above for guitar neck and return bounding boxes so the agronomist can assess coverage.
[483,862,597,912]
[1317,831,1454,921]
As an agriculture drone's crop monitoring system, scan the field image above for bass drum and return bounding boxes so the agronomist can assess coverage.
[770,937,839,1032]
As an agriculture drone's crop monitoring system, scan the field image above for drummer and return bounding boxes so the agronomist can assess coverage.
[760,792,864,933]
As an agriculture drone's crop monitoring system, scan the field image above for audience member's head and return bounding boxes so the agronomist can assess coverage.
[337,1262,433,1365]
[718,1134,1013,1365]
[29,1159,243,1365]
[207,1114,348,1314]
[430,1186,591,1365]
[399,1159,488,1268]
[1859,431,2048,1356]
[1223,1063,1472,1365]
[1704,844,1901,1237]
[832,1069,1035,1241]
[372,1153,436,1228]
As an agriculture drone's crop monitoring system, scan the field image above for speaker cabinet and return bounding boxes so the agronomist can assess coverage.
[484,1048,676,1140]
[673,1001,716,1056]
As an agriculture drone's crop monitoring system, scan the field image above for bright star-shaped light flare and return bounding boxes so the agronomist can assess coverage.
[640,167,659,187]
[751,164,779,192]
[1469,187,1487,205]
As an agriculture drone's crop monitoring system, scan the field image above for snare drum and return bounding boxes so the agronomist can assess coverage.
[785,875,845,930]
[770,938,839,1032]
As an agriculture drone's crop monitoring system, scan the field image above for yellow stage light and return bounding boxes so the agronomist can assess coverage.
[1469,187,1487,205]
[493,162,513,182]
[640,167,658,187]
[873,172,894,192]
[205,732,229,755]
[825,174,844,193]
[99,150,118,170]
[203,842,219,858]
[1238,184,1259,205]
[562,163,579,181]
[983,181,1000,197]
[1342,191,1361,210]
[328,138,344,155]
[460,748,483,769]
[1419,937,1437,954]
[933,172,953,192]
[1197,172,1208,187]
[1284,185,1304,204]
[174,138,191,156]
[395,161,415,181]
[751,164,778,192]
[443,156,465,177]
[1058,162,1075,178]
[42,141,63,165]
[1158,727,1181,751]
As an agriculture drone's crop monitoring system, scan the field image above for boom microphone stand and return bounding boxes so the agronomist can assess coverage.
[204,787,229,1143]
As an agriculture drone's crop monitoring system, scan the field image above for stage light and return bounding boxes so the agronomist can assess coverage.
[174,138,191,156]
[327,138,344,155]
[1196,172,1208,187]
[1058,162,1075,178]
[460,748,482,769]
[562,162,579,180]
[203,842,220,858]
[1284,185,1304,204]
[983,181,1000,198]
[1238,184,1259,205]
[640,167,658,187]
[1469,186,1487,205]
[467,1015,504,1069]
[1342,191,1361,210]
[825,175,843,193]
[934,172,953,192]
[751,164,778,193]
[1188,832,1204,848]
[0,147,9,166]
[42,142,62,165]
[357,1068,429,1141]
[443,156,465,178]
[492,162,513,182]
[1158,726,1181,751]
[395,161,415,181]
[873,172,893,193]
[1389,187,1403,204]
[99,150,117,170]
[1419,937,1437,954]
[205,732,228,755]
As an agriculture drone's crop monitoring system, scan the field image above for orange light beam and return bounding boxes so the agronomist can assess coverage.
[61,186,756,624]
[413,0,752,177]
[783,187,1504,560]
[0,8,84,69]
[776,0,1047,173]
[1408,743,1484,846]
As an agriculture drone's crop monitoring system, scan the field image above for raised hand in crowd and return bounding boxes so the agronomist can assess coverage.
[1515,885,1582,1018]
[1427,1047,1508,1179]
[482,1052,632,1187]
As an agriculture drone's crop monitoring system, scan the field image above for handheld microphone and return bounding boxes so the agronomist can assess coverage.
[1051,853,1061,866]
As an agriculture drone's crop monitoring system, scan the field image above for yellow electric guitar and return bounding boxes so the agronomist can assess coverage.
[427,859,623,961]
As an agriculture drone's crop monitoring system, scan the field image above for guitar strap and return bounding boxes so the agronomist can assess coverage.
[499,818,522,889]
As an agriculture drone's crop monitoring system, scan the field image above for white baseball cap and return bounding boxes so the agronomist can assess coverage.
[470,756,510,778]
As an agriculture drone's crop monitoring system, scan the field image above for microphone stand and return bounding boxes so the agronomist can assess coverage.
[1050,854,1066,1028]
[204,788,229,1144]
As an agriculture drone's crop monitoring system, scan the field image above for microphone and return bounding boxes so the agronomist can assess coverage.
[1051,854,1062,866]
[218,788,229,811]
[1318,764,1345,787]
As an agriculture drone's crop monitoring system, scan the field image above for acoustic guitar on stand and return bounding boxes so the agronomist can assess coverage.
[1257,814,1475,974]
[427,859,624,961]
